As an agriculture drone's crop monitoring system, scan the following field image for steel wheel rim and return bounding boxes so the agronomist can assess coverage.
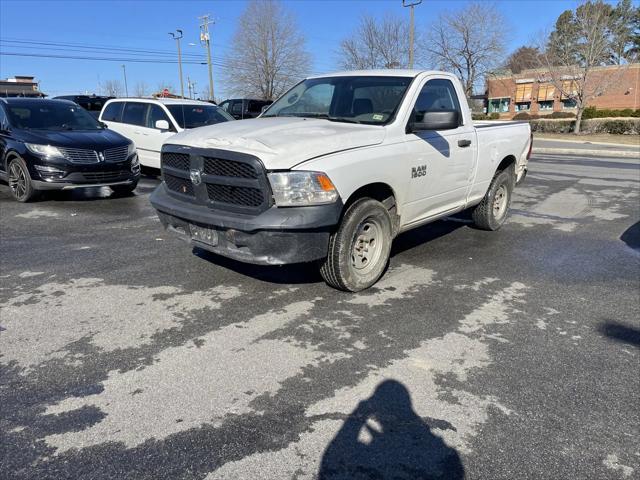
[493,184,508,220]
[351,217,384,274]
[9,163,27,200]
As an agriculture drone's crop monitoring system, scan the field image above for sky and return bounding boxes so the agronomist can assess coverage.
[0,0,627,99]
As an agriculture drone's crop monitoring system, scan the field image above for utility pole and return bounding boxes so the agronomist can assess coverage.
[187,76,192,99]
[199,14,215,101]
[402,0,422,69]
[169,29,185,98]
[121,64,128,97]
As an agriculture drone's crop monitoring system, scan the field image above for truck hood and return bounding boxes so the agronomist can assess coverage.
[164,116,386,170]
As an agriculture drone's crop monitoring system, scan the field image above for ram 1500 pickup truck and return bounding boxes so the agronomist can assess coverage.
[150,70,532,291]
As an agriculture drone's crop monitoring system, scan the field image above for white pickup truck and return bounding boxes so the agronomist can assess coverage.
[150,70,531,291]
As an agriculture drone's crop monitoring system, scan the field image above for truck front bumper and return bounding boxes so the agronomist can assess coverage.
[150,184,342,265]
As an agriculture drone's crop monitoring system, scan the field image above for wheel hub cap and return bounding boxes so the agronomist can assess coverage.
[493,185,508,219]
[351,218,383,273]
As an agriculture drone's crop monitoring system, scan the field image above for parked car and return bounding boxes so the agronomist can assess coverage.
[99,98,234,169]
[0,98,140,202]
[218,98,272,119]
[150,70,532,291]
[53,95,113,118]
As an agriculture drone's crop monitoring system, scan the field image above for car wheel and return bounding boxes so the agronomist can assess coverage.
[8,157,37,202]
[110,181,138,196]
[471,168,514,231]
[320,198,392,292]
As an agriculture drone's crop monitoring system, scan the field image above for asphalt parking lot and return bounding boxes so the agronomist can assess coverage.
[1,152,639,479]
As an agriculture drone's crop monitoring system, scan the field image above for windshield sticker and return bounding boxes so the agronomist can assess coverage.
[372,114,383,121]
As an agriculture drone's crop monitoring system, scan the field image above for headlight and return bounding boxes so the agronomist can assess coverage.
[127,142,136,156]
[268,171,339,206]
[25,143,64,158]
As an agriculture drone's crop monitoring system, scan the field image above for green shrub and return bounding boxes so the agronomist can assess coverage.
[472,113,488,120]
[582,106,640,119]
[530,117,640,134]
[548,111,575,119]
[489,112,500,120]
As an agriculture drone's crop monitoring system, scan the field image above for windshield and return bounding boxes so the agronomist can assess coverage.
[6,101,103,131]
[262,76,413,125]
[167,104,234,129]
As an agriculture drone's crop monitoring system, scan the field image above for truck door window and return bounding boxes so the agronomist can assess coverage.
[231,102,243,116]
[414,79,462,124]
[101,102,124,122]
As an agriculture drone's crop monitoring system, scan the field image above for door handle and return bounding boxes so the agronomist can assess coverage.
[458,139,472,148]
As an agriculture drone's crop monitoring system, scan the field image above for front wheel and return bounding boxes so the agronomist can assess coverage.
[471,169,514,231]
[320,198,393,292]
[8,157,37,202]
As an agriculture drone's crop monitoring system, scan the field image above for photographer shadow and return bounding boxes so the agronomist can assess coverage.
[318,380,464,479]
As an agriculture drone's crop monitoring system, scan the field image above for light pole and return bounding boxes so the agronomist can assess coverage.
[169,29,185,98]
[121,64,128,97]
[199,14,215,101]
[402,0,422,69]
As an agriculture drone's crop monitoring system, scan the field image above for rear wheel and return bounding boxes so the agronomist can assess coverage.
[8,157,37,202]
[471,168,514,231]
[320,198,392,292]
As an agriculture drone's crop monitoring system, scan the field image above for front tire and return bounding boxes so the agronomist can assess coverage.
[8,157,37,202]
[471,168,514,231]
[320,198,393,292]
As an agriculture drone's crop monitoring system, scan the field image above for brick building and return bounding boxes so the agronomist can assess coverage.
[0,75,46,98]
[485,64,640,118]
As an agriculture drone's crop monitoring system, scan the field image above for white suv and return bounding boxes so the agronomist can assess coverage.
[99,98,234,168]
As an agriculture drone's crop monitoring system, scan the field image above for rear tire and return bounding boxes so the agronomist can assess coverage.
[471,168,514,231]
[8,157,37,202]
[110,181,138,196]
[320,198,392,292]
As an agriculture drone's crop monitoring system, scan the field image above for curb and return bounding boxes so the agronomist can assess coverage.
[534,137,638,148]
[534,147,640,158]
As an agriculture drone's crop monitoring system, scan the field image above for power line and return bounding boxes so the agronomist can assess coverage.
[0,51,208,65]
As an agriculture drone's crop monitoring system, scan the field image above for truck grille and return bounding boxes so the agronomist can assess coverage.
[163,152,190,171]
[164,173,195,197]
[161,147,271,215]
[203,157,257,179]
[206,184,264,206]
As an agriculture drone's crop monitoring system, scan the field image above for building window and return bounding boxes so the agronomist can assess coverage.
[538,101,553,111]
[489,97,510,113]
[537,83,555,102]
[562,99,577,109]
[515,102,530,111]
[515,83,533,102]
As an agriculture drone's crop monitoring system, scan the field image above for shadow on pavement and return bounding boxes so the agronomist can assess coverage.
[599,321,640,348]
[318,380,464,479]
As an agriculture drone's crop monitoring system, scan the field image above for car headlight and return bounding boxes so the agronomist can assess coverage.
[127,142,136,156]
[25,143,64,158]
[268,171,339,207]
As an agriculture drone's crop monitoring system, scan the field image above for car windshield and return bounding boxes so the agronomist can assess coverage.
[262,76,413,125]
[6,101,104,131]
[167,104,234,129]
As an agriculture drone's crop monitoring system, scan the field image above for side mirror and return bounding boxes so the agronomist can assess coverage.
[100,121,108,129]
[155,119,170,130]
[411,111,459,132]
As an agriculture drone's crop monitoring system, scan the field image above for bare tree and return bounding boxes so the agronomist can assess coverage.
[155,81,175,96]
[134,81,149,97]
[424,2,508,97]
[102,79,123,97]
[339,14,416,70]
[222,0,311,100]
[541,0,627,133]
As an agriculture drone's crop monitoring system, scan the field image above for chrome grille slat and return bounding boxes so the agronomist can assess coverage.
[59,147,99,164]
[103,145,129,163]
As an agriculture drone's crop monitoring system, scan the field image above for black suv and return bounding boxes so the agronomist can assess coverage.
[218,98,272,119]
[53,95,113,118]
[0,98,140,202]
